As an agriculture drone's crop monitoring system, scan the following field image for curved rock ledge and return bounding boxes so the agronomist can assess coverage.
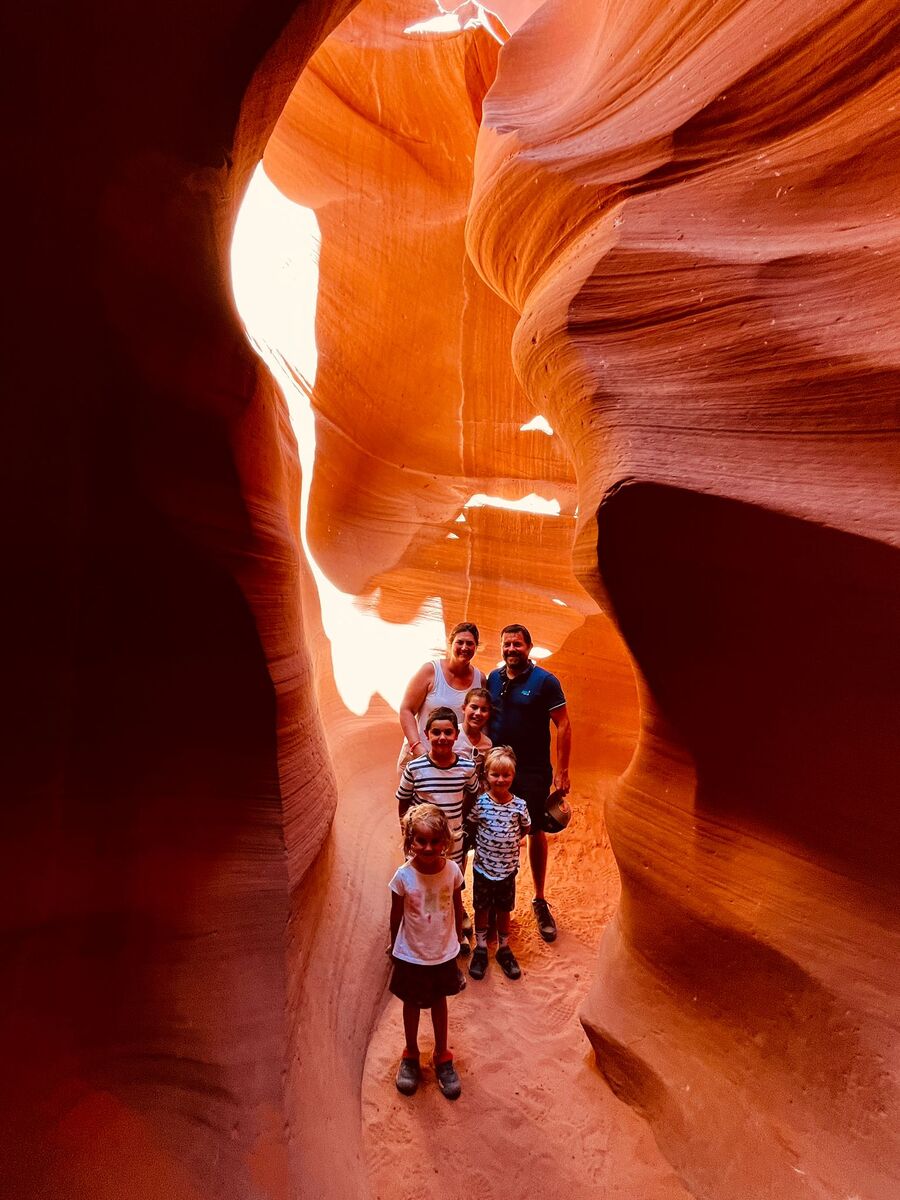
[467,1,900,1195]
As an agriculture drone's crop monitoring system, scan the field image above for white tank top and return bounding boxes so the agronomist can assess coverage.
[396,660,487,774]
[416,659,485,744]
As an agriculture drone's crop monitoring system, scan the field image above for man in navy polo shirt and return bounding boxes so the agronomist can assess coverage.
[487,623,571,942]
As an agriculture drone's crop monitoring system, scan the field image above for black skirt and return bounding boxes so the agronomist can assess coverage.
[389,956,462,1008]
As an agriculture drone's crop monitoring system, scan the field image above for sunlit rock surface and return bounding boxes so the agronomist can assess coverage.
[263,0,637,752]
[467,1,900,1196]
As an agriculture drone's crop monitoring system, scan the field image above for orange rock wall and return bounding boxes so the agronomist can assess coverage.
[467,1,900,1196]
[3,3,357,1197]
[5,0,899,1197]
[264,0,638,766]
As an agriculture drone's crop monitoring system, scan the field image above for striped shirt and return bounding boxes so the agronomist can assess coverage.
[396,754,479,867]
[469,792,531,880]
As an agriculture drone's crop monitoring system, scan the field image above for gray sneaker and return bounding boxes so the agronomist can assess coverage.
[434,1057,462,1100]
[395,1056,421,1096]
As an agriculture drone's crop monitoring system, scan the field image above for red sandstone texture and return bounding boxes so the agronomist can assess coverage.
[4,1,899,1199]
[4,2,357,1197]
[467,1,900,1197]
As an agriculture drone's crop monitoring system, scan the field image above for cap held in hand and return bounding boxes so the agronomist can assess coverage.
[542,788,572,834]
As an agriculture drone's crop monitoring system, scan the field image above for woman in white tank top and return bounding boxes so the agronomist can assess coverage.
[398,622,485,769]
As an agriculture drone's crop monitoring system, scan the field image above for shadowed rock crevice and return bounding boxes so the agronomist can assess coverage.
[583,481,899,1198]
[597,482,900,879]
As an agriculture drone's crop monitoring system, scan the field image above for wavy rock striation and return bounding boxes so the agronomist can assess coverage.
[4,2,358,1197]
[468,1,900,1196]
[6,0,898,1197]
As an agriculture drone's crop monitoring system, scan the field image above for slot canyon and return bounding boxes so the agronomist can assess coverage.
[5,0,898,1197]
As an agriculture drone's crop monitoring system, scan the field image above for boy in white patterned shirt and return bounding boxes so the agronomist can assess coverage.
[465,746,531,980]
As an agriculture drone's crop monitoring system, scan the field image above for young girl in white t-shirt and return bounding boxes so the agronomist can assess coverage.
[388,804,465,1100]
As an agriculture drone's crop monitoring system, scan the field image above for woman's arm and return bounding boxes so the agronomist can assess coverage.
[398,662,433,755]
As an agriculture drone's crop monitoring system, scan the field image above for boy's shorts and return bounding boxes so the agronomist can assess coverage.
[473,868,518,913]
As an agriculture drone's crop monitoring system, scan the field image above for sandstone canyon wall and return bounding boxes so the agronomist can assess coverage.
[4,3,359,1197]
[263,0,638,757]
[3,0,898,1198]
[468,1,900,1197]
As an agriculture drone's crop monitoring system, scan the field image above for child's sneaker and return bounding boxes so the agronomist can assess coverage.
[469,946,488,979]
[496,945,521,980]
[395,1055,421,1095]
[434,1056,462,1100]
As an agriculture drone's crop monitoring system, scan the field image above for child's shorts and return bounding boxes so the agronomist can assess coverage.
[472,867,518,913]
[389,956,462,1009]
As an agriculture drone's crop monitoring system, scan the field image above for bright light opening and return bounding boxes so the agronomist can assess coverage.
[519,415,554,435]
[404,2,504,42]
[463,492,561,516]
[552,598,567,607]
[231,164,447,715]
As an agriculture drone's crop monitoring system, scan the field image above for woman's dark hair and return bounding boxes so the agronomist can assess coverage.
[448,621,480,645]
[425,706,460,733]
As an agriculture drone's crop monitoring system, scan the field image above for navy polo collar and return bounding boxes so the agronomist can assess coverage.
[500,660,535,684]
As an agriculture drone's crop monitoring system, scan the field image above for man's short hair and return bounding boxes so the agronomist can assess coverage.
[500,623,532,647]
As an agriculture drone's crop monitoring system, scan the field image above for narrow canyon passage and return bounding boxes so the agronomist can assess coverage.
[8,0,898,1196]
[358,746,690,1200]
[233,1,900,1195]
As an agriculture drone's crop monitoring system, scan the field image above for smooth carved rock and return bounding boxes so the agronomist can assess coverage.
[7,0,899,1197]
[264,0,638,749]
[467,1,900,1197]
[5,3,358,1197]
[265,0,576,599]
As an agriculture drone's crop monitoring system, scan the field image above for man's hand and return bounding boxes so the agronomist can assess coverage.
[553,768,571,795]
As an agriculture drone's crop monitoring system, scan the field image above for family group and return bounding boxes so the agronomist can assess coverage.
[386,621,572,1100]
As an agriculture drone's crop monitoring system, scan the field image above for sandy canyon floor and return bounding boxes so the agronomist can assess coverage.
[359,752,691,1200]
